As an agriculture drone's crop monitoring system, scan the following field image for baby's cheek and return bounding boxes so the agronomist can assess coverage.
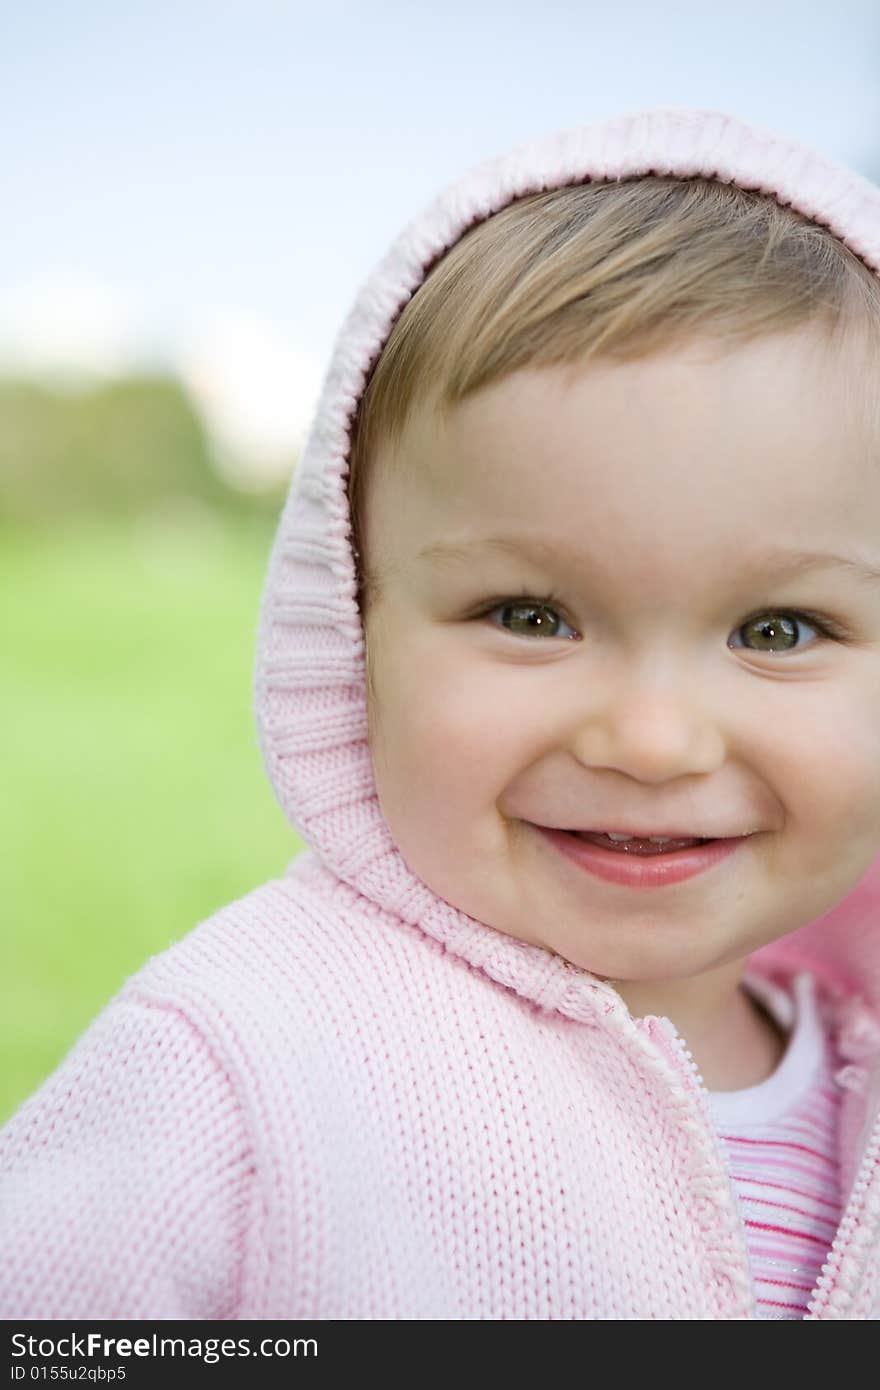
[382,684,501,809]
[794,692,880,828]
[826,763,880,873]
[396,695,493,797]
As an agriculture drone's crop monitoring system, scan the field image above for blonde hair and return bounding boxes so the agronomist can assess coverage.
[348,175,880,615]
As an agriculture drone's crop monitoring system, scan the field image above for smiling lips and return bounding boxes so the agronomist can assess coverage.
[536,824,747,888]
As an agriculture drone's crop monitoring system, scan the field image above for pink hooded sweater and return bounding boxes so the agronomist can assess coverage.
[3,107,880,1321]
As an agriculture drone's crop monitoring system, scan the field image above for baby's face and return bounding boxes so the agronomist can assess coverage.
[361,326,880,990]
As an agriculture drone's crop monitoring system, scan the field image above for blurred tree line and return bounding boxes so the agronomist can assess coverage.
[0,373,289,525]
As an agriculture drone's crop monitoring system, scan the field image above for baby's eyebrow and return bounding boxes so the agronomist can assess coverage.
[417,536,880,586]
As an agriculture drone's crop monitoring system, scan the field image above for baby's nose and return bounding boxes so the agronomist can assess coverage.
[568,683,725,783]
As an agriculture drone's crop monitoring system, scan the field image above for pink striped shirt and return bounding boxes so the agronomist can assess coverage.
[708,972,843,1319]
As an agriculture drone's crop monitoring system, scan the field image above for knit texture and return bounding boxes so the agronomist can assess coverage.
[2,856,879,1319]
[3,107,880,1319]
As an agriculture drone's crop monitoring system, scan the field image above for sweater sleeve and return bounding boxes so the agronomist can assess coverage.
[0,992,255,1319]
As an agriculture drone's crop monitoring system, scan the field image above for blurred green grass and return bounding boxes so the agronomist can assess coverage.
[1,509,302,1122]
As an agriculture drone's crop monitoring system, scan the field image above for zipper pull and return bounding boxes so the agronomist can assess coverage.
[641,1014,708,1097]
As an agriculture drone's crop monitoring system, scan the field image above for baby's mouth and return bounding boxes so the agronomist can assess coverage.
[560,830,712,856]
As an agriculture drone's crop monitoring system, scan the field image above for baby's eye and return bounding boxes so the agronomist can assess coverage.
[484,597,578,640]
[729,610,838,654]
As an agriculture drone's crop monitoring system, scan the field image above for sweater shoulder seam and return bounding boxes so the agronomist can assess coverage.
[119,988,260,1319]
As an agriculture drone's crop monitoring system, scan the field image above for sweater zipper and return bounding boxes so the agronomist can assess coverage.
[804,1101,880,1318]
[624,1015,757,1317]
[653,1016,880,1319]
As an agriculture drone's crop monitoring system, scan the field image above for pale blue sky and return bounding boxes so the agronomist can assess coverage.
[3,0,878,464]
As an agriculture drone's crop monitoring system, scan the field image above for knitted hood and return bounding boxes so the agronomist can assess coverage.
[254,106,880,1025]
